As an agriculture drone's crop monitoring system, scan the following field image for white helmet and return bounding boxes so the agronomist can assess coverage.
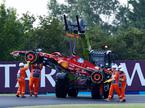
[111,64,118,70]
[118,65,122,70]
[120,68,124,72]
[19,62,24,67]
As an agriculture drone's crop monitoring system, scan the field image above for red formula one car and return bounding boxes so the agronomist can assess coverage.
[11,49,112,99]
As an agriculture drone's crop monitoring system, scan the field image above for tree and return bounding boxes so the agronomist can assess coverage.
[0,4,24,60]
[115,0,145,29]
[108,27,145,60]
[19,12,36,50]
[86,26,108,50]
[113,5,129,29]
[30,16,69,55]
[127,0,145,29]
[48,0,120,26]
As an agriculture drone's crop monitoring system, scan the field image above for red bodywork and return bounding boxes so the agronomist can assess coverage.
[11,51,105,83]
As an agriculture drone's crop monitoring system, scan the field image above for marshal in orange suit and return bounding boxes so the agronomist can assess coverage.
[105,64,122,101]
[119,68,127,102]
[29,63,43,97]
[16,61,29,98]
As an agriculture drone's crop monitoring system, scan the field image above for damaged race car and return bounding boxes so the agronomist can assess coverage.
[11,15,115,99]
[11,48,113,99]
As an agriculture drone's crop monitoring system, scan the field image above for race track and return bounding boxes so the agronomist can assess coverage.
[0,93,145,108]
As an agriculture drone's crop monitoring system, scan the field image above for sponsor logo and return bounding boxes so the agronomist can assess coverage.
[120,63,145,86]
[0,64,56,88]
[0,61,145,92]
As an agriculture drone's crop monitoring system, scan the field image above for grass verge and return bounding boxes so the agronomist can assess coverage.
[13,104,145,108]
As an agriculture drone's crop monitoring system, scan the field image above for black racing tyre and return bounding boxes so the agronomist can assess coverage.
[91,84,102,99]
[25,51,38,64]
[68,88,78,97]
[55,75,68,98]
[91,71,103,84]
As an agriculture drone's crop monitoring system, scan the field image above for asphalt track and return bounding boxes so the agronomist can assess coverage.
[0,93,145,108]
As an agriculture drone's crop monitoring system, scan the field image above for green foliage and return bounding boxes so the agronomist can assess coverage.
[31,17,69,54]
[1,1,145,61]
[48,0,120,26]
[0,4,24,60]
[86,26,108,50]
[108,27,145,59]
[128,0,145,29]
[115,0,145,30]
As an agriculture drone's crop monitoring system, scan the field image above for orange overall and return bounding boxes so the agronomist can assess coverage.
[16,66,28,96]
[29,64,43,96]
[108,71,122,100]
[119,73,126,100]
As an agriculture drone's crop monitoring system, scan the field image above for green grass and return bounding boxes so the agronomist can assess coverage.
[14,104,145,108]
[0,94,15,96]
